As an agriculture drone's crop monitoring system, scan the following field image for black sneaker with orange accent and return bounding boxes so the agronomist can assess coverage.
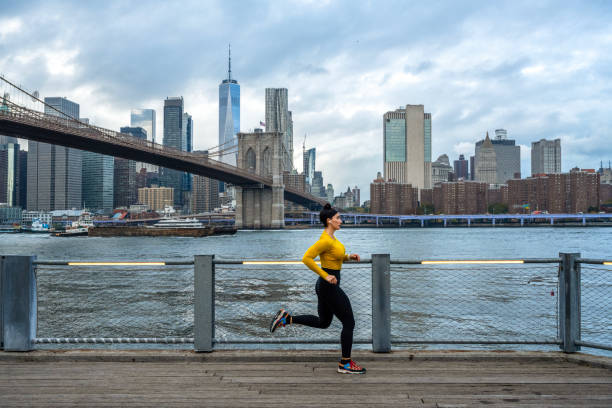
[270,309,290,333]
[337,359,366,374]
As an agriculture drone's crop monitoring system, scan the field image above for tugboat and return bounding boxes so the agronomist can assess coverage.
[54,222,90,237]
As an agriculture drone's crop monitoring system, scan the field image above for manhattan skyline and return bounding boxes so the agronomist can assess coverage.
[1,0,611,202]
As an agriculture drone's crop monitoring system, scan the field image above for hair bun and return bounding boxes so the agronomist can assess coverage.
[323,203,332,210]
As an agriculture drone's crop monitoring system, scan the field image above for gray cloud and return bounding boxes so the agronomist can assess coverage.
[1,0,611,202]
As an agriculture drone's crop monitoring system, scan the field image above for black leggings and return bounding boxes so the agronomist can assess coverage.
[292,269,355,358]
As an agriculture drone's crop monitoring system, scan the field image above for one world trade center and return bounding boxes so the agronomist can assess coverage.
[218,45,240,193]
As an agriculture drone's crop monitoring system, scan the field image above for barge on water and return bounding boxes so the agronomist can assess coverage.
[89,218,237,237]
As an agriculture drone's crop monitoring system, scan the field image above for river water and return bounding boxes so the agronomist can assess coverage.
[1,227,610,353]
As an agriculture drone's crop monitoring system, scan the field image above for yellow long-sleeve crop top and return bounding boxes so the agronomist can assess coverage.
[302,232,349,279]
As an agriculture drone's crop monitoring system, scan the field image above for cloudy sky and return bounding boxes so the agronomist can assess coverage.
[1,0,611,201]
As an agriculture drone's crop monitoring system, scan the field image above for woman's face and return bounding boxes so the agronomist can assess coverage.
[327,213,342,230]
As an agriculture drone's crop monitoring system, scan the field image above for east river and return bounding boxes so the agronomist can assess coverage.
[1,227,610,354]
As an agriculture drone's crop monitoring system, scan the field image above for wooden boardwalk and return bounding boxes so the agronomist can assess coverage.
[0,350,611,407]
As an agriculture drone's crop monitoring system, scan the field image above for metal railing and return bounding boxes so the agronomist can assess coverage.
[0,254,609,353]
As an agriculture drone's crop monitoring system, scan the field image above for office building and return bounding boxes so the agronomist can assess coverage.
[383,105,432,191]
[219,47,240,167]
[138,186,174,211]
[475,133,498,184]
[265,88,292,171]
[162,97,184,206]
[311,171,325,198]
[181,112,193,206]
[0,135,18,145]
[469,155,475,180]
[18,150,27,206]
[326,184,334,204]
[27,97,81,211]
[113,127,143,208]
[474,129,520,184]
[0,142,21,206]
[531,138,561,175]
[131,109,157,173]
[130,109,156,143]
[351,186,361,207]
[432,154,453,185]
[303,147,315,186]
[283,170,308,212]
[82,150,114,214]
[191,151,220,213]
[454,154,469,180]
[598,161,612,184]
[370,172,418,214]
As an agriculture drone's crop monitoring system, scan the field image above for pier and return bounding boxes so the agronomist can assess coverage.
[1,253,611,405]
[1,350,611,407]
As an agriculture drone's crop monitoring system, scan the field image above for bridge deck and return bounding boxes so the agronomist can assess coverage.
[1,351,610,407]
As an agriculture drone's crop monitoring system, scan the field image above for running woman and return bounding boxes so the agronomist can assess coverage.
[270,203,366,374]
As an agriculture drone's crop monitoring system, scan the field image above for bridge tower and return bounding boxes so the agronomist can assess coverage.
[235,131,285,229]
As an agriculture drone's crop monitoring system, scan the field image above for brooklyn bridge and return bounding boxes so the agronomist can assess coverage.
[0,75,326,228]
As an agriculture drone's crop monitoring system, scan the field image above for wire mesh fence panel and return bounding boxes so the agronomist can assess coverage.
[214,263,372,343]
[36,265,194,338]
[390,263,559,343]
[580,264,612,348]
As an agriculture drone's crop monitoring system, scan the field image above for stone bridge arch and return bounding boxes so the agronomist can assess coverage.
[235,131,284,229]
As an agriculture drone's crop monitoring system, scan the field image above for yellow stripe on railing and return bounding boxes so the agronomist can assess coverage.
[242,261,320,265]
[67,262,166,266]
[421,260,524,265]
[604,262,612,266]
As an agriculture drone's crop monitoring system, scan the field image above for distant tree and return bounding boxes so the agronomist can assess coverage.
[488,202,509,214]
[417,204,434,215]
[587,206,599,213]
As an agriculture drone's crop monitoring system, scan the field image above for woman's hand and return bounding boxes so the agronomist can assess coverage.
[348,253,361,262]
[325,275,338,285]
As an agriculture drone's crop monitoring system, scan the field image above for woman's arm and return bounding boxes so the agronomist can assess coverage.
[302,239,333,279]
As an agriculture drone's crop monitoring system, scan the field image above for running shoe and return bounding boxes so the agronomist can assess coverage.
[270,309,290,333]
[337,359,366,374]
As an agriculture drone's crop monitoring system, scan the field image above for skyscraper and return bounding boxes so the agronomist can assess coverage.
[182,112,193,206]
[218,46,240,167]
[531,138,561,175]
[130,109,156,143]
[162,97,184,206]
[0,141,20,207]
[383,105,432,191]
[265,88,291,171]
[27,97,81,210]
[303,147,315,186]
[191,151,220,213]
[454,154,469,180]
[311,171,325,198]
[82,150,114,213]
[474,129,520,184]
[475,133,498,184]
[114,127,144,208]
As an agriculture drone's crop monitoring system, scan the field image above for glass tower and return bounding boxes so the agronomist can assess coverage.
[162,97,184,206]
[27,97,81,210]
[130,109,156,143]
[218,46,240,167]
[82,150,114,214]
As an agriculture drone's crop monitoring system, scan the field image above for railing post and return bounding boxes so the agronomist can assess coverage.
[559,252,581,353]
[1,255,36,351]
[194,255,214,352]
[372,254,391,352]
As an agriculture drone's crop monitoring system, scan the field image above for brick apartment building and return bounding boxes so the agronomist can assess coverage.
[507,169,600,213]
[370,173,418,214]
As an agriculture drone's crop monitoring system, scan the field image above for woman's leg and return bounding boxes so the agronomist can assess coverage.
[292,279,334,328]
[327,286,355,359]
